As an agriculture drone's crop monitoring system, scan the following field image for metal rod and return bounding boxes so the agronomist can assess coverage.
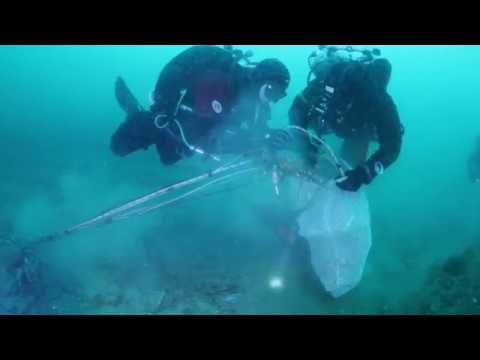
[32,159,254,245]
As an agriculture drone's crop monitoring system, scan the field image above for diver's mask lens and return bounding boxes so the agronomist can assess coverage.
[259,82,287,103]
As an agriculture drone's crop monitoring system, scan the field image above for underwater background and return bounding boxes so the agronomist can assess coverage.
[1,45,480,315]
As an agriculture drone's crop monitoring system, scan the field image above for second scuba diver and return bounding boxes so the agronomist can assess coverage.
[288,46,405,192]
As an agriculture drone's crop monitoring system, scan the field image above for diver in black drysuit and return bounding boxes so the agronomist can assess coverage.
[289,58,404,192]
[468,136,480,183]
[111,45,291,165]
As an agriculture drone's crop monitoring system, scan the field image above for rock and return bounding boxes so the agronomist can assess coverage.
[401,244,480,314]
[442,256,468,277]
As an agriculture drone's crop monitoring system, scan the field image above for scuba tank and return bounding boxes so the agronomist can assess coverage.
[304,45,384,134]
[154,46,260,162]
[307,45,382,85]
[223,45,259,67]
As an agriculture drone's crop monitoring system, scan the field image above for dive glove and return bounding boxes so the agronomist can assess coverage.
[336,161,384,192]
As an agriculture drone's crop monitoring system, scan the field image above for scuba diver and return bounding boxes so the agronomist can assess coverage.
[111,45,291,165]
[288,46,404,192]
[468,136,480,183]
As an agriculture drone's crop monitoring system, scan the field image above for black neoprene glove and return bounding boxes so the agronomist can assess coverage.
[336,163,378,192]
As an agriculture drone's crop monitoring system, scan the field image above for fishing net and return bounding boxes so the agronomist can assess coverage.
[26,127,372,300]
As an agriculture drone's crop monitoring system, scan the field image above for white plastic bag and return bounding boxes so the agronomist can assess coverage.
[291,177,372,298]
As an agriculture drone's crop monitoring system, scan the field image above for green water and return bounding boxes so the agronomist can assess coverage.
[1,45,480,315]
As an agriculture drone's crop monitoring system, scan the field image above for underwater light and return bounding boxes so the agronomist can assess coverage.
[269,276,284,290]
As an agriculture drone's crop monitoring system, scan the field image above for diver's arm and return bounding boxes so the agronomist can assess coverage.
[336,94,403,192]
[365,94,403,175]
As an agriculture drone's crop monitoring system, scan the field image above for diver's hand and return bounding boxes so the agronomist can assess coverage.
[264,129,294,150]
[336,166,370,192]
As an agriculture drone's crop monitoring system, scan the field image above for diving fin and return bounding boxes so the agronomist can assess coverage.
[115,77,143,115]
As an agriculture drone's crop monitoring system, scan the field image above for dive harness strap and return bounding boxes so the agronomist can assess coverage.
[153,89,221,162]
